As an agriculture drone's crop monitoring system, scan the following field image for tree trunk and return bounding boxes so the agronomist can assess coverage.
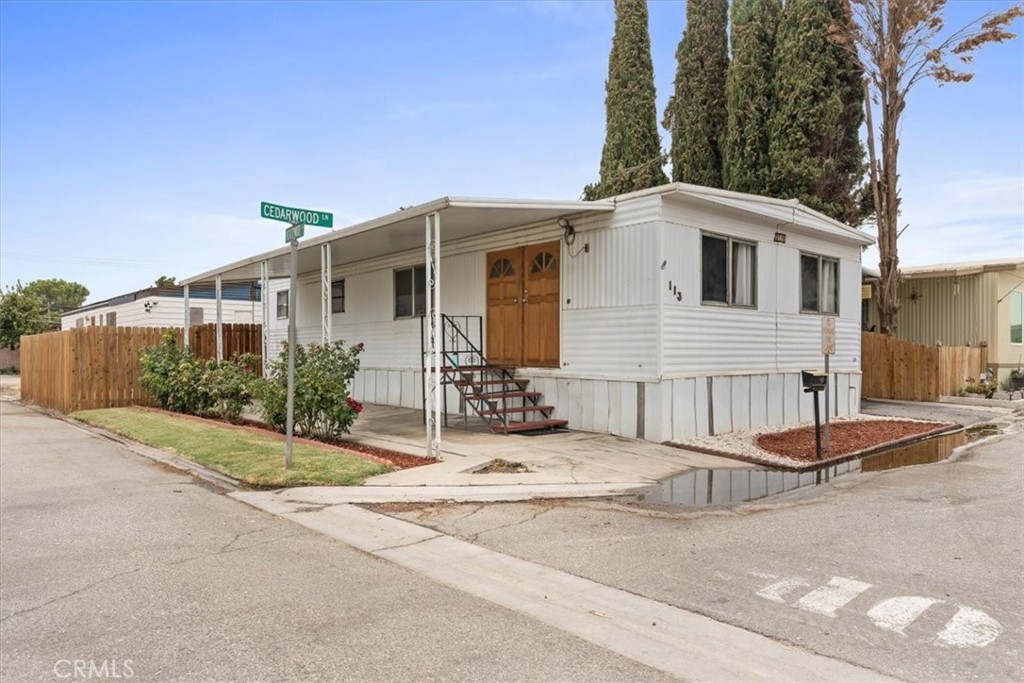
[874,1,902,337]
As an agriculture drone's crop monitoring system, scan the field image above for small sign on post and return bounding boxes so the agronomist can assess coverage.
[822,316,836,355]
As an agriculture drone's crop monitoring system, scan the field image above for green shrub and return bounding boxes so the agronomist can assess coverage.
[963,382,995,398]
[140,331,259,420]
[208,353,262,423]
[258,340,364,441]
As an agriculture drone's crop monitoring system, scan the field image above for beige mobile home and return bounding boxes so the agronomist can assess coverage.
[864,259,1024,382]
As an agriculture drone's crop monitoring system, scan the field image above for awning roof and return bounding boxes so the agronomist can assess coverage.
[900,258,1024,279]
[183,184,875,286]
[182,196,614,285]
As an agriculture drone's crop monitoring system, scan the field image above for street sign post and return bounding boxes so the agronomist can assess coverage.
[260,201,333,469]
[822,316,836,450]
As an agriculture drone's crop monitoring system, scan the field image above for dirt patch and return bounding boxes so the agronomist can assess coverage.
[755,420,956,463]
[369,502,431,514]
[473,459,532,474]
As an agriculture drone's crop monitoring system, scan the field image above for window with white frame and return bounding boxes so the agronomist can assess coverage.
[800,254,839,314]
[701,233,757,307]
[276,290,288,319]
[331,279,345,314]
[1010,290,1022,344]
[394,265,426,318]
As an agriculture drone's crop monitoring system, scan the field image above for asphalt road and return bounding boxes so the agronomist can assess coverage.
[387,407,1024,683]
[0,401,674,683]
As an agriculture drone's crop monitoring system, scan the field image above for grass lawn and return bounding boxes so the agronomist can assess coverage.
[72,407,389,487]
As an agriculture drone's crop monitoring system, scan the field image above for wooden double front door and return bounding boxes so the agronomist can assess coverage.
[486,241,560,368]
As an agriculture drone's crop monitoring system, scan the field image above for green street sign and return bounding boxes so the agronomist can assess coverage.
[285,224,305,243]
[261,201,333,228]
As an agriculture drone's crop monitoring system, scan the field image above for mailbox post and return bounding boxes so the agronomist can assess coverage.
[801,370,828,463]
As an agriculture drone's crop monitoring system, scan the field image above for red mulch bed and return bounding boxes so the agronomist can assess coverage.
[755,419,955,463]
[138,407,437,470]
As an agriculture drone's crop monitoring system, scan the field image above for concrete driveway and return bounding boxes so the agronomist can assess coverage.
[382,407,1024,683]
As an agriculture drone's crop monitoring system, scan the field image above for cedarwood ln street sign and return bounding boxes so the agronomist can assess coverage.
[261,201,334,228]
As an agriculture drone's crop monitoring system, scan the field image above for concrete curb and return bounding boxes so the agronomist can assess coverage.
[230,495,900,683]
[232,482,650,506]
[22,404,243,491]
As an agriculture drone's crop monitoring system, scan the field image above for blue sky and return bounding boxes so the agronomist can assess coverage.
[1,0,1021,303]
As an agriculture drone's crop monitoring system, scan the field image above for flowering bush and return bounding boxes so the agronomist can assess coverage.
[258,340,364,441]
[140,331,216,415]
[140,331,261,422]
[207,353,262,423]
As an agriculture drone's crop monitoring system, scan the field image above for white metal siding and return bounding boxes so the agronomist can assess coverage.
[61,297,257,331]
[563,222,658,309]
[561,307,658,378]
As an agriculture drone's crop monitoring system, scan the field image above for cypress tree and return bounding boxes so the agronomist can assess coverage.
[769,0,865,223]
[722,0,781,195]
[664,0,729,187]
[584,0,667,200]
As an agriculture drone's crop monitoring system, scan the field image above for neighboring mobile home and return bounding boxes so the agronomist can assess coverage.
[61,283,261,331]
[864,259,1024,382]
[183,183,873,443]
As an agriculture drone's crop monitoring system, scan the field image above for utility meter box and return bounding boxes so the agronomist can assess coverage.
[801,370,828,393]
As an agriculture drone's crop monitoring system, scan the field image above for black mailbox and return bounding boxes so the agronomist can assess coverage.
[801,370,828,393]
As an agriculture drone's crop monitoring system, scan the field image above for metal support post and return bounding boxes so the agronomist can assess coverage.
[424,212,442,459]
[215,275,223,362]
[321,243,331,344]
[824,354,831,450]
[182,284,190,349]
[285,227,301,469]
[260,260,270,377]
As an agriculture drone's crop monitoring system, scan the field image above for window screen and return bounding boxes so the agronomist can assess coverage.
[276,291,288,319]
[331,280,345,314]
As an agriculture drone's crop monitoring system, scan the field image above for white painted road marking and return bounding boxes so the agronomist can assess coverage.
[757,577,810,604]
[754,574,1002,647]
[796,576,873,617]
[867,596,943,634]
[937,605,1002,648]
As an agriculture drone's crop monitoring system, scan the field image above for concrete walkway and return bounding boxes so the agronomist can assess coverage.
[338,404,746,493]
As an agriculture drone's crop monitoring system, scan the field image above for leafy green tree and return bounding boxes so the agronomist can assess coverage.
[722,0,781,195]
[0,283,48,349]
[768,0,866,223]
[584,0,668,200]
[22,278,89,315]
[154,275,177,287]
[664,0,729,186]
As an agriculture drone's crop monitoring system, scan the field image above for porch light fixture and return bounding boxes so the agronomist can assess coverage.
[773,232,787,244]
[558,217,577,246]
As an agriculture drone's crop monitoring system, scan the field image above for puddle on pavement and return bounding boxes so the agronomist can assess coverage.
[639,429,975,507]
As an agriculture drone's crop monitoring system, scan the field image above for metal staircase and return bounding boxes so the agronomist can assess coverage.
[421,315,567,434]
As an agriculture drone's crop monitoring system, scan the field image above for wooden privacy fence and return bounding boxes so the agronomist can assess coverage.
[861,333,988,402]
[20,323,262,413]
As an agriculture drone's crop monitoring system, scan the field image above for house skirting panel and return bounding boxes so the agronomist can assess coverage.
[518,372,861,443]
[350,367,861,443]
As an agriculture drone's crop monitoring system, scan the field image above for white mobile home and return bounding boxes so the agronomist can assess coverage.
[183,183,872,443]
[61,284,261,331]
